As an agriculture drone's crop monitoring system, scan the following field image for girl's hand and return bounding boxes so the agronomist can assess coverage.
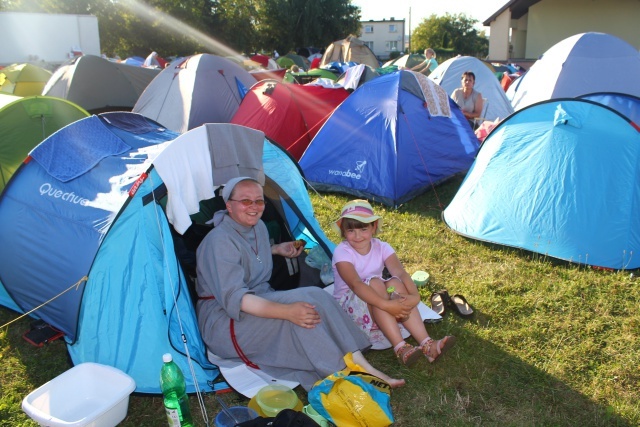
[386,297,412,320]
[272,241,304,258]
[287,302,321,328]
[397,292,420,308]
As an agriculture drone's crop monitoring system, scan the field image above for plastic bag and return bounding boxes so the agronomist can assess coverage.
[308,353,394,427]
[305,246,331,269]
[305,246,334,285]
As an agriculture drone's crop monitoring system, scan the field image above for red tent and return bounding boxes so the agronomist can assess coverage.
[231,80,349,160]
[250,54,271,68]
[249,68,287,81]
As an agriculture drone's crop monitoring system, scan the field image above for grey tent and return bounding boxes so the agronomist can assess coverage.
[42,55,159,113]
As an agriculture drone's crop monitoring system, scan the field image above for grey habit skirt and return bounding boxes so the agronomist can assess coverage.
[201,287,372,390]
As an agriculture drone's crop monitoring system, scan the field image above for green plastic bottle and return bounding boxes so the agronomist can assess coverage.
[387,286,410,322]
[160,353,194,427]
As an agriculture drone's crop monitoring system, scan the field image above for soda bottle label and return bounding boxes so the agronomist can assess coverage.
[165,407,181,427]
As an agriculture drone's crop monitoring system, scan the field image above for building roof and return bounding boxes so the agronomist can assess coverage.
[483,0,542,25]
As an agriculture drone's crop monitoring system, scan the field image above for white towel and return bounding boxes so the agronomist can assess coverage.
[153,126,216,234]
[340,64,366,91]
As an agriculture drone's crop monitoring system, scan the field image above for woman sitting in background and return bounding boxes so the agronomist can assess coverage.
[407,48,438,75]
[452,71,484,127]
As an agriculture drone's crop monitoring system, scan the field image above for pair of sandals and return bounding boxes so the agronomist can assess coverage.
[395,336,457,367]
[430,289,474,318]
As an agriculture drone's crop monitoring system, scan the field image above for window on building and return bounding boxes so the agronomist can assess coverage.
[364,41,374,51]
[386,41,399,51]
[364,25,373,33]
[389,24,397,33]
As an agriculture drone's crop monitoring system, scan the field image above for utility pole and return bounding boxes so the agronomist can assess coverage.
[408,7,411,52]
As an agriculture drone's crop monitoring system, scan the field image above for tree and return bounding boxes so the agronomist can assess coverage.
[411,13,488,57]
[209,0,260,53]
[256,0,360,54]
[1,0,362,59]
[1,0,215,57]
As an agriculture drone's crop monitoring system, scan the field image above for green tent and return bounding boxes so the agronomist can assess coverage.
[0,63,52,97]
[276,56,296,69]
[284,53,310,70]
[383,53,426,69]
[0,94,89,191]
[283,68,338,84]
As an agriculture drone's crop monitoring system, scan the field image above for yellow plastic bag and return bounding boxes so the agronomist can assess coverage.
[308,353,393,427]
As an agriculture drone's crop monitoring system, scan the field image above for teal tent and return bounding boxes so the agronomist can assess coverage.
[444,98,640,269]
[0,114,334,392]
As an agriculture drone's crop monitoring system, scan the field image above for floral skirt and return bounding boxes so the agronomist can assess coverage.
[337,277,410,350]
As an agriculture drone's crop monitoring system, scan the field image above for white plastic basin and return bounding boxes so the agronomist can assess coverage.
[22,362,136,427]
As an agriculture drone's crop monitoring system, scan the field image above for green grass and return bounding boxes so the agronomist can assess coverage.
[2,176,639,426]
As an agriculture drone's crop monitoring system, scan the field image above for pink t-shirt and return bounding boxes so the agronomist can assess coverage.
[332,238,395,300]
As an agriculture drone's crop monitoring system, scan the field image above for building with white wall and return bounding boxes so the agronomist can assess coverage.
[0,12,101,66]
[483,0,639,61]
[357,18,406,61]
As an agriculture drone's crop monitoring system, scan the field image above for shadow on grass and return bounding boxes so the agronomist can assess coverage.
[0,308,74,425]
[395,174,464,217]
[364,317,633,427]
[1,303,634,427]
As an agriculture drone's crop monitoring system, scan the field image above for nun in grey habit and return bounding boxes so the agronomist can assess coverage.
[195,177,405,390]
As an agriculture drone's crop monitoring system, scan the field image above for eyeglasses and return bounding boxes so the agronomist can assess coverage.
[228,198,266,207]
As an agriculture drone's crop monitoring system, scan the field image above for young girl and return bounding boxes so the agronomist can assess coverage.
[332,199,456,367]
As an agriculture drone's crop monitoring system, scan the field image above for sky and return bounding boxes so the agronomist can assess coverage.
[350,0,508,31]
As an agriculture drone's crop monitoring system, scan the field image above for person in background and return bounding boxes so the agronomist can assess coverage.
[331,199,456,368]
[452,71,484,126]
[408,48,438,75]
[196,177,406,390]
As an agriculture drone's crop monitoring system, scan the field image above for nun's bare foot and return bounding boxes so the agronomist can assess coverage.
[386,377,406,388]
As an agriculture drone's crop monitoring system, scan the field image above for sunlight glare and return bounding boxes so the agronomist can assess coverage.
[120,0,242,58]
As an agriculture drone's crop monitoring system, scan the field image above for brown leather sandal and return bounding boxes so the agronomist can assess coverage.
[395,343,423,367]
[421,336,456,363]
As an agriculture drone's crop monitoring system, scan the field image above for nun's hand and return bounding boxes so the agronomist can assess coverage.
[287,302,320,328]
[272,241,304,258]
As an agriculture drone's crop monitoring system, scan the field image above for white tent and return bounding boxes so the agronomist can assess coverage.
[509,32,640,111]
[429,56,514,122]
[133,54,256,133]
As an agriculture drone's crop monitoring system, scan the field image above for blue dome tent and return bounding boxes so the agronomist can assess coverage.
[443,98,640,270]
[578,92,640,124]
[0,114,333,392]
[299,70,479,207]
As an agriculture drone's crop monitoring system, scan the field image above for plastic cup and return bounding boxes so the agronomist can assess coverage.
[215,406,258,427]
[303,404,331,427]
[411,270,430,287]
